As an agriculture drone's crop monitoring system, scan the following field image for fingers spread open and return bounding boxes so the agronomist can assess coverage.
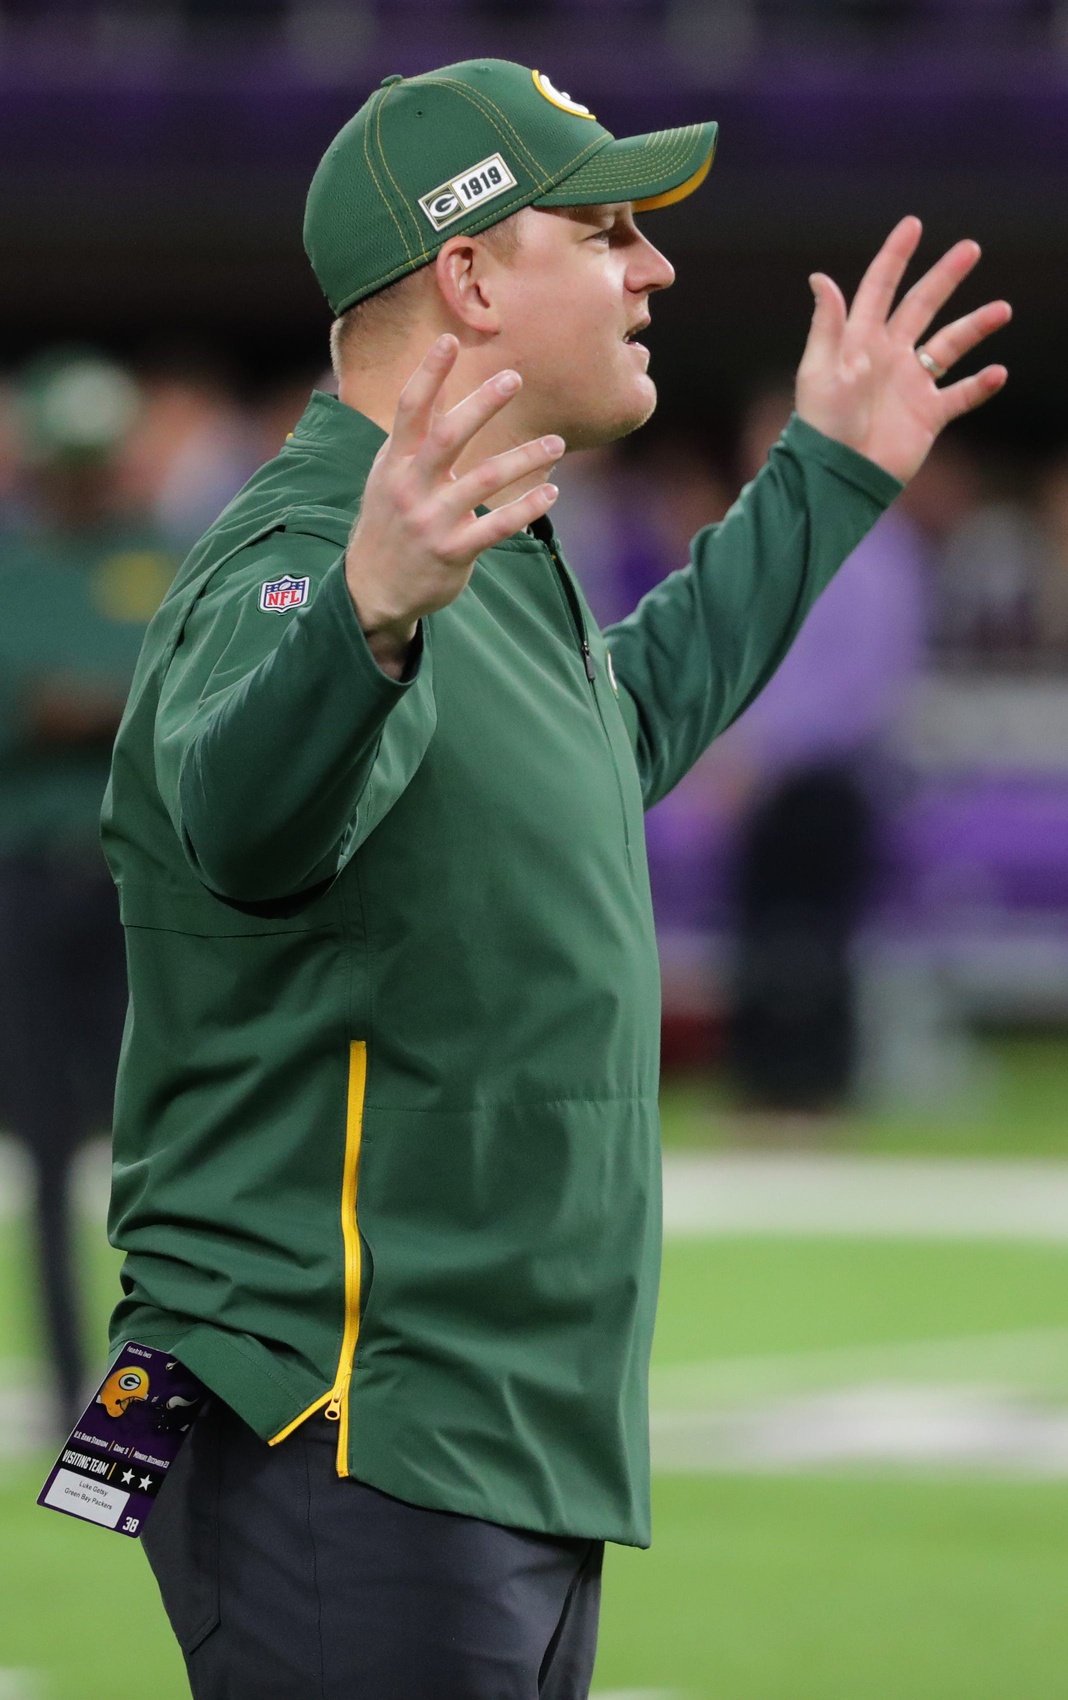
[919,299,1012,378]
[938,363,1009,424]
[444,435,565,520]
[847,216,923,333]
[890,239,982,345]
[388,336,459,457]
[454,483,559,555]
[417,369,524,479]
[804,273,848,364]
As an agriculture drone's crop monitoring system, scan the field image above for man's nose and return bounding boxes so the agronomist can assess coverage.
[631,236,676,294]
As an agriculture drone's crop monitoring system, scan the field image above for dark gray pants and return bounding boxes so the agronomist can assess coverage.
[143,1401,603,1699]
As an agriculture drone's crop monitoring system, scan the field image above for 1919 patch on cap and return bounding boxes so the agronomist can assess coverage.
[260,574,310,613]
[419,153,517,231]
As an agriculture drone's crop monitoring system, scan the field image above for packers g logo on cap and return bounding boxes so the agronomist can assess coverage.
[532,70,596,120]
[418,153,518,231]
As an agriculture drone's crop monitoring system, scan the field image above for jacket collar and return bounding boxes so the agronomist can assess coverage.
[287,391,387,489]
[285,389,562,557]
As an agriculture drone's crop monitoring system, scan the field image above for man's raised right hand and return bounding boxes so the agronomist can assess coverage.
[345,334,563,678]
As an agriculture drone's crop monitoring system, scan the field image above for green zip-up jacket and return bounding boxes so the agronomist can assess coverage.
[103,392,900,1546]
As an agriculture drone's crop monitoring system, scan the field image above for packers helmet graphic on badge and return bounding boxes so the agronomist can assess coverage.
[99,1365,150,1417]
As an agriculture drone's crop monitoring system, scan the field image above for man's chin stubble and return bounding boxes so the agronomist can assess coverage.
[559,388,658,453]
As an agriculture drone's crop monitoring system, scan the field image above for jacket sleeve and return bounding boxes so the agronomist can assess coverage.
[603,415,903,809]
[154,531,424,903]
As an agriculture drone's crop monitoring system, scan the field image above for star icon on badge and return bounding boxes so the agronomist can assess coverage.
[139,1475,153,1491]
[121,1469,134,1484]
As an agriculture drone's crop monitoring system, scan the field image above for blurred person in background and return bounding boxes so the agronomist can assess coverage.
[542,445,636,624]
[893,428,980,568]
[255,364,340,461]
[1033,444,1068,659]
[713,380,929,1110]
[118,348,259,549]
[933,467,1044,664]
[552,433,731,627]
[900,430,1043,665]
[0,381,21,529]
[0,350,178,1433]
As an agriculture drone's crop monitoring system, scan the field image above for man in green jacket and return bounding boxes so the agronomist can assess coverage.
[103,58,1009,1699]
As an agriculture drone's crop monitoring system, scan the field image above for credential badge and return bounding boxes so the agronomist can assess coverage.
[259,574,310,613]
[418,153,517,232]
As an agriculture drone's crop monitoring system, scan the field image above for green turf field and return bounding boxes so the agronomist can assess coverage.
[4,1037,1068,1699]
[661,1032,1068,1158]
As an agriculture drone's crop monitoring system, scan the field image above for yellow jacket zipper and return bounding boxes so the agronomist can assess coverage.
[322,1038,366,1472]
[269,1039,367,1474]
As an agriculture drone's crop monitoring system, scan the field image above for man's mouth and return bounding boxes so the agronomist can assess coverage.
[623,317,651,344]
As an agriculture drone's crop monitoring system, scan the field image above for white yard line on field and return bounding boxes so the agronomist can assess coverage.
[0,1673,42,1699]
[0,1137,110,1221]
[651,1326,1068,1476]
[652,1384,1068,1475]
[0,1360,49,1459]
[662,1152,1068,1240]
[651,1325,1068,1408]
[5,1142,1068,1241]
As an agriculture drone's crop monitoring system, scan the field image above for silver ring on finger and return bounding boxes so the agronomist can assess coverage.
[915,345,947,380]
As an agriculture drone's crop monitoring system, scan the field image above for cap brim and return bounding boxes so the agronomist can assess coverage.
[533,121,716,212]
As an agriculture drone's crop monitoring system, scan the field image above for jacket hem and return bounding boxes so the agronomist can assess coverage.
[109,1317,332,1443]
[344,1444,652,1550]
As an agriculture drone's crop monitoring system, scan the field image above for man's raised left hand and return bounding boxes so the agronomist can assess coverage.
[795,215,1011,483]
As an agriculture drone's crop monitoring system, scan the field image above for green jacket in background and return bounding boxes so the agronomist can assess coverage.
[0,527,175,855]
[103,393,900,1546]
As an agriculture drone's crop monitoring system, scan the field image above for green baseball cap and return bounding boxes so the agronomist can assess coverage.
[305,59,717,314]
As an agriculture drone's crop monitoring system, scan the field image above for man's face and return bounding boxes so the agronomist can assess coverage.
[490,203,675,451]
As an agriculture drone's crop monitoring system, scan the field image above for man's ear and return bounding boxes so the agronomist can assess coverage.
[434,238,502,336]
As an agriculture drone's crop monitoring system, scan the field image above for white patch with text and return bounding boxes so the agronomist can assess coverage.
[419,154,516,231]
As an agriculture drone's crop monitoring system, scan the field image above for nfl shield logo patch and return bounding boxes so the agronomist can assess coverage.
[259,574,310,613]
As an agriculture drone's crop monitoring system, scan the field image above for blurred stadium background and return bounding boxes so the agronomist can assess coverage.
[6,0,1068,1695]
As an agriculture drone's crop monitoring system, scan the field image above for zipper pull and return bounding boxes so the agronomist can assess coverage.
[581,640,596,683]
[325,1364,352,1423]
